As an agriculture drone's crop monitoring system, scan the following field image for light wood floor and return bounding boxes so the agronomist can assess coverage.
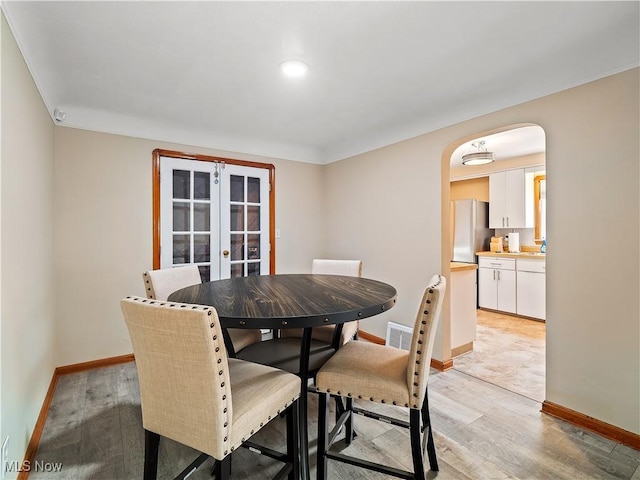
[453,310,545,402]
[31,359,639,479]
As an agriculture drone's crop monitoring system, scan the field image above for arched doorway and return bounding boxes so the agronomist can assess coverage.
[444,124,547,402]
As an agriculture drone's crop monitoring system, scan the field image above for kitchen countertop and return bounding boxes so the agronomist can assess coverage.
[477,251,546,259]
[451,262,479,271]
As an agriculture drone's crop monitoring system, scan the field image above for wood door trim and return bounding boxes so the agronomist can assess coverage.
[542,400,640,450]
[152,149,276,273]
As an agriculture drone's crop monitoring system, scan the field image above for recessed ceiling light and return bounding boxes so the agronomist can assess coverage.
[280,60,308,78]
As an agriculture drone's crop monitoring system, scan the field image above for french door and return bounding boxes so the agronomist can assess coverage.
[156,151,273,281]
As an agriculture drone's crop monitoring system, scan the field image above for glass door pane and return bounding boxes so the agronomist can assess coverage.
[220,166,270,278]
[160,156,270,281]
[160,157,220,281]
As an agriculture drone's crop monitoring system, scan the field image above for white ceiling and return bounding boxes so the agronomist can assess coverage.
[2,1,638,164]
[450,125,546,168]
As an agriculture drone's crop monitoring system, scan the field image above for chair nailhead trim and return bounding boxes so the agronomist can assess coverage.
[311,277,442,438]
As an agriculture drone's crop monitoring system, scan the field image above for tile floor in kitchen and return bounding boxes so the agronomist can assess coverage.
[452,309,545,402]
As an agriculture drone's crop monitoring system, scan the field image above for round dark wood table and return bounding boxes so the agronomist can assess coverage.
[168,273,397,480]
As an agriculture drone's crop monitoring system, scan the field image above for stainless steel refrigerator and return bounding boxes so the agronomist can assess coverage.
[451,199,493,264]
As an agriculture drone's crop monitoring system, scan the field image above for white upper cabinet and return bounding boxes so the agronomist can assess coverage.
[489,169,534,229]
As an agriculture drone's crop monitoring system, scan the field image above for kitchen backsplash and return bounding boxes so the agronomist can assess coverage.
[494,228,537,246]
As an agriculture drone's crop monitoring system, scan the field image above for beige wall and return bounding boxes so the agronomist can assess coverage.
[53,128,325,366]
[450,177,489,202]
[1,14,56,474]
[324,68,639,434]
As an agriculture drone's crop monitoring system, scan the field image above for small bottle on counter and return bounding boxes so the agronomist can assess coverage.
[540,238,546,253]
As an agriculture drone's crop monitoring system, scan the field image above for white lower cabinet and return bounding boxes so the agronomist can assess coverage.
[479,255,546,320]
[478,257,516,314]
[516,258,546,320]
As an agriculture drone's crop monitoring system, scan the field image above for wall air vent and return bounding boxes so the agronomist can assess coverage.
[385,322,413,350]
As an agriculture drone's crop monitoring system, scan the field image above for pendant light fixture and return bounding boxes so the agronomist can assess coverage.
[462,140,495,166]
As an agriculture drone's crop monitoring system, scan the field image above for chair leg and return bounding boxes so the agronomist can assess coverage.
[409,409,426,480]
[421,391,439,472]
[334,395,345,423]
[213,456,231,480]
[317,392,329,480]
[286,401,300,480]
[143,429,160,480]
[344,397,354,445]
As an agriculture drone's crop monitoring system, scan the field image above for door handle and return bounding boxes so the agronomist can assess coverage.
[222,250,230,258]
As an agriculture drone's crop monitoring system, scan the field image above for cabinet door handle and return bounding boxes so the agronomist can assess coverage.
[506,217,509,227]
[502,217,505,227]
[493,270,496,280]
[497,270,501,281]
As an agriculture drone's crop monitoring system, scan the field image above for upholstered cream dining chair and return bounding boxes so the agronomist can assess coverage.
[280,259,363,345]
[142,265,262,353]
[315,274,446,480]
[121,296,301,480]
